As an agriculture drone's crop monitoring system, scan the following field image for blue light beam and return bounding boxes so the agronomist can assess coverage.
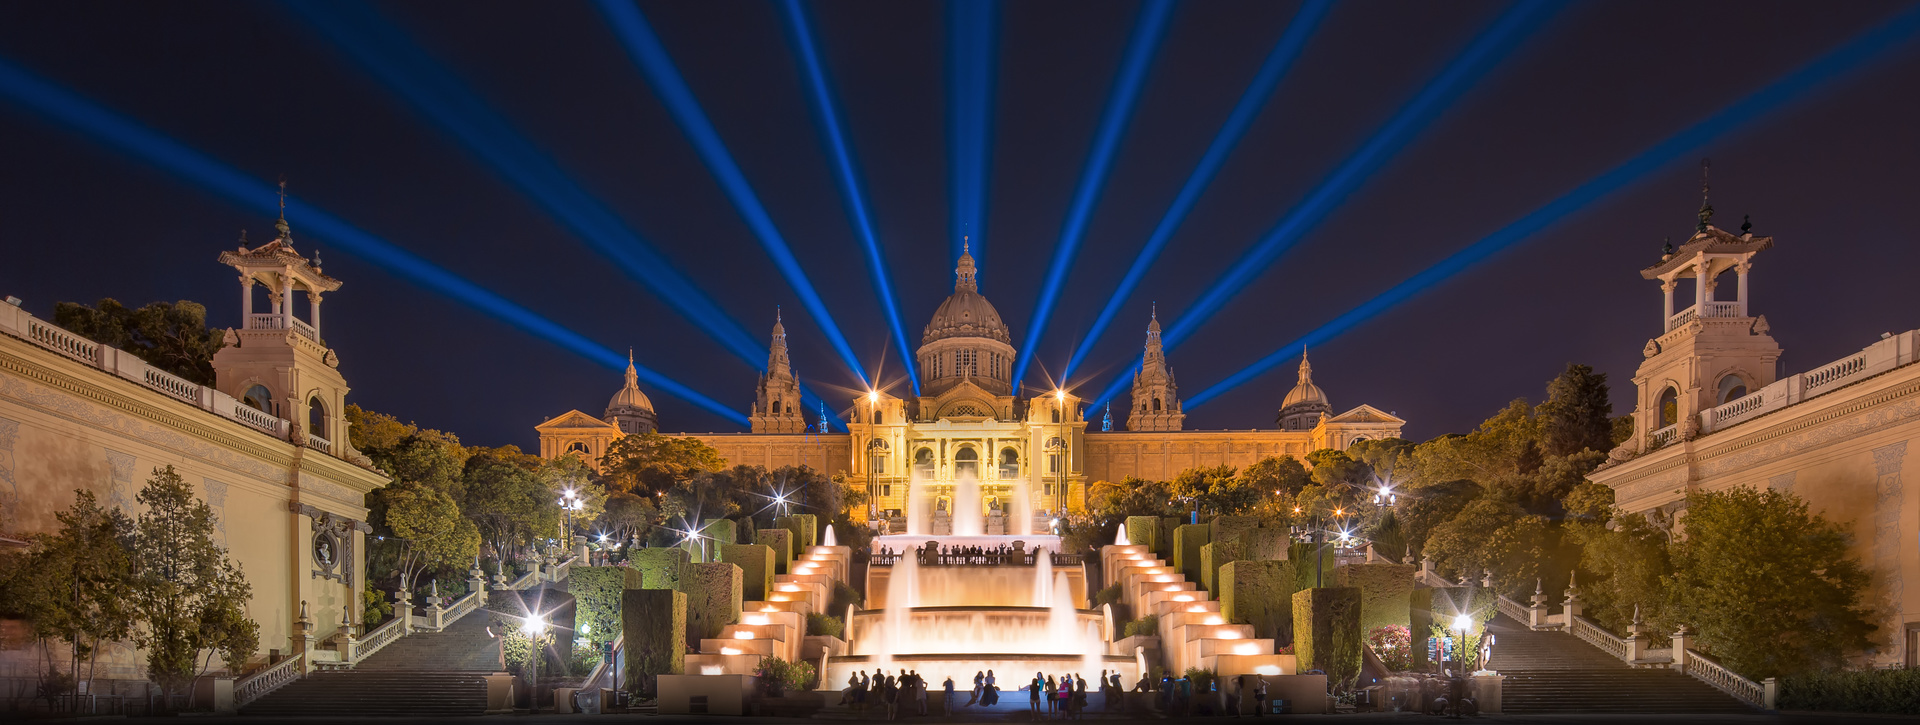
[595,0,871,390]
[0,57,747,424]
[1011,0,1176,391]
[1182,1,1920,409]
[780,0,920,394]
[1061,0,1334,381]
[279,0,762,367]
[283,0,844,429]
[949,0,998,265]
[1089,0,1559,409]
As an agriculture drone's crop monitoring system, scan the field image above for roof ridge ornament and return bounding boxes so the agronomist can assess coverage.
[275,177,293,242]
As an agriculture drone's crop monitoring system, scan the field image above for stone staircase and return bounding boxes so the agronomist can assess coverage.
[240,611,503,716]
[1487,613,1751,714]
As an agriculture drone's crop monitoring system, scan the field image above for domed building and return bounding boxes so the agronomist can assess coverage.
[535,353,659,467]
[539,246,1405,529]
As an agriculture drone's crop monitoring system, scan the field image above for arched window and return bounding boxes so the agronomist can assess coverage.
[872,408,883,425]
[1657,387,1680,429]
[772,400,781,414]
[567,441,590,454]
[1717,374,1749,404]
[308,396,328,441]
[1152,397,1162,411]
[954,447,979,478]
[913,448,935,478]
[242,384,274,415]
[999,448,1020,478]
[1051,409,1061,424]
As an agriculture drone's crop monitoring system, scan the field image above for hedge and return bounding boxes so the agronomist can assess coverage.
[1244,528,1290,562]
[1124,515,1160,552]
[775,513,818,553]
[1293,587,1362,691]
[756,528,794,575]
[720,543,776,602]
[686,562,743,642]
[1777,668,1920,714]
[1209,516,1258,550]
[1339,562,1416,632]
[623,588,686,695]
[1220,560,1293,641]
[1288,542,1337,592]
[1199,538,1245,594]
[567,567,639,646]
[631,547,692,591]
[1173,524,1211,585]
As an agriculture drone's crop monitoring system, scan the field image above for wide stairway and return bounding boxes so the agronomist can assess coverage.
[1487,613,1751,714]
[239,612,501,716]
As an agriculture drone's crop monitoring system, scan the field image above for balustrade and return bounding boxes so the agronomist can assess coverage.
[1647,424,1679,449]
[870,547,1082,567]
[142,366,199,404]
[1680,649,1766,708]
[1494,595,1530,625]
[1805,354,1867,394]
[289,316,317,342]
[307,434,332,455]
[245,313,286,330]
[234,653,305,707]
[1569,616,1629,660]
[1701,301,1741,318]
[26,315,100,363]
[352,617,406,663]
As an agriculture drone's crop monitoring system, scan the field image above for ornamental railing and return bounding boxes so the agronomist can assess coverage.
[1569,615,1628,660]
[233,653,304,707]
[289,316,318,342]
[1,305,300,448]
[1683,649,1766,708]
[352,616,406,663]
[1698,329,1920,435]
[1494,594,1529,624]
[1647,425,1679,449]
[307,434,332,455]
[871,550,1083,567]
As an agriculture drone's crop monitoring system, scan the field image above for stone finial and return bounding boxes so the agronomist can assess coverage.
[1534,578,1543,595]
[1740,214,1752,235]
[1631,604,1643,625]
[299,600,311,622]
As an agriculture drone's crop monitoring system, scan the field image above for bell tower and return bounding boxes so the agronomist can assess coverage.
[750,309,806,433]
[1128,307,1185,431]
[212,191,360,461]
[1623,182,1781,454]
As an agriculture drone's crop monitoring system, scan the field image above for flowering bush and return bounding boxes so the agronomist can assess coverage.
[1367,625,1413,672]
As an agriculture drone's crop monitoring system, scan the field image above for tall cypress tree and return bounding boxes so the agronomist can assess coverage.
[1541,364,1614,457]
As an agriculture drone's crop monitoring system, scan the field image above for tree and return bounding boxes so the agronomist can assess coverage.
[1240,455,1311,498]
[600,432,725,495]
[1541,364,1614,457]
[1171,465,1252,516]
[125,466,257,700]
[462,448,552,568]
[1668,487,1874,679]
[1566,512,1671,633]
[1396,479,1480,559]
[1368,509,1408,564]
[367,480,479,598]
[599,491,659,542]
[1095,476,1179,520]
[1411,400,1541,485]
[347,405,467,497]
[1421,498,1553,593]
[55,299,224,385]
[0,491,134,705]
[1348,438,1416,489]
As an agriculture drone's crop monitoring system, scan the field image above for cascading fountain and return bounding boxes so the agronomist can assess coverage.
[823,524,837,547]
[833,538,1137,687]
[1114,521,1129,546]
[905,471,929,535]
[953,472,983,536]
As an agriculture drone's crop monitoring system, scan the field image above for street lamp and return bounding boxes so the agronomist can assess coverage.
[522,613,550,708]
[557,489,585,549]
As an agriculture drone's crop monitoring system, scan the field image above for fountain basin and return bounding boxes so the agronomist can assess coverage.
[868,562,1086,609]
[849,606,1105,656]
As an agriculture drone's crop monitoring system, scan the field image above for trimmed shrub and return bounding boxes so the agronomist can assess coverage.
[755,528,793,575]
[686,562,743,642]
[1092,583,1124,608]
[1288,542,1336,592]
[1244,528,1290,562]
[1777,668,1920,714]
[830,580,864,615]
[568,566,638,646]
[1339,562,1416,632]
[631,547,692,591]
[806,612,844,638]
[1220,560,1293,641]
[719,544,775,602]
[622,588,686,696]
[1123,614,1160,639]
[1292,587,1362,691]
[1200,538,1245,594]
[756,656,817,696]
[775,514,818,552]
[1209,516,1258,549]
[1173,524,1210,585]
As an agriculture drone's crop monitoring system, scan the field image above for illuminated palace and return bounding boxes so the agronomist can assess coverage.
[538,245,1403,526]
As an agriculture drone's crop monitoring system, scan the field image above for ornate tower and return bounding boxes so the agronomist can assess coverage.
[605,351,658,435]
[1277,352,1332,431]
[1621,196,1779,454]
[213,196,364,463]
[919,241,1015,399]
[1127,308,1184,431]
[750,310,807,433]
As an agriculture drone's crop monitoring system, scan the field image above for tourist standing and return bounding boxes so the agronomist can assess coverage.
[1028,673,1044,719]
[1045,675,1058,716]
[1254,676,1268,717]
[943,675,955,716]
[1073,675,1088,719]
[915,670,929,715]
[884,674,899,721]
[1109,673,1124,712]
[984,670,998,705]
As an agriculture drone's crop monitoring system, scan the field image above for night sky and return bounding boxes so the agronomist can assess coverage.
[4,1,1919,450]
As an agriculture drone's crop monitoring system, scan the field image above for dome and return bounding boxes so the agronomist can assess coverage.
[922,243,1012,345]
[1280,353,1328,411]
[606,354,655,416]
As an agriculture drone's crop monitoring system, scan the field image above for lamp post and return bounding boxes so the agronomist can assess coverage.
[521,613,549,709]
[558,489,584,550]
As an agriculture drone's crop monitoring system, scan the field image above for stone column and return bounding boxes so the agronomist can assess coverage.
[281,277,293,327]
[1661,279,1675,329]
[1527,579,1551,629]
[239,277,252,323]
[310,293,322,338]
[1692,258,1707,313]
[1736,261,1750,317]
[1670,625,1693,673]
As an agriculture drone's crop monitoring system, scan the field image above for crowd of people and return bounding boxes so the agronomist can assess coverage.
[834,667,1271,718]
